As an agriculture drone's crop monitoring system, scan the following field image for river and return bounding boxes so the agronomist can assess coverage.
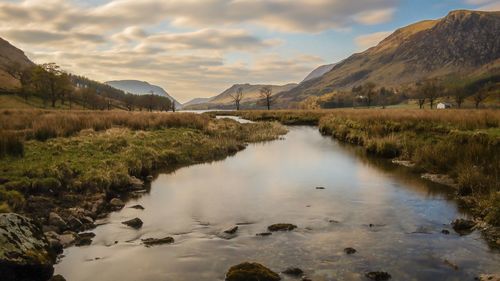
[55,124,499,281]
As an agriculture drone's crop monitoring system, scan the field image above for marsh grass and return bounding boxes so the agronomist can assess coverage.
[0,110,287,214]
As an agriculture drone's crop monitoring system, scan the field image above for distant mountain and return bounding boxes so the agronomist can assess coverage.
[105,80,181,108]
[182,97,211,108]
[183,83,297,109]
[277,10,500,104]
[302,63,336,83]
[0,38,35,91]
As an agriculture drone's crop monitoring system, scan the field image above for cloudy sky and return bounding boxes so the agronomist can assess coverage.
[0,0,498,102]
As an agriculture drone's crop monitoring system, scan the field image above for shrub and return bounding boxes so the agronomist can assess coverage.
[0,202,10,213]
[485,192,500,226]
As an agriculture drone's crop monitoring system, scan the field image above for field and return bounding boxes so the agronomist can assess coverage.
[0,109,287,219]
[212,109,500,226]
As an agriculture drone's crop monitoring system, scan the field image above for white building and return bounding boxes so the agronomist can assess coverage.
[437,102,452,109]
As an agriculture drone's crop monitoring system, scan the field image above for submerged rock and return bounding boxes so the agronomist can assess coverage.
[365,271,392,281]
[218,225,239,239]
[452,218,475,235]
[225,262,281,281]
[441,229,450,235]
[129,176,145,190]
[122,218,143,229]
[282,267,303,276]
[130,204,145,210]
[421,173,458,188]
[344,247,357,254]
[268,223,297,232]
[0,213,55,281]
[142,236,174,247]
[316,186,325,190]
[256,232,272,237]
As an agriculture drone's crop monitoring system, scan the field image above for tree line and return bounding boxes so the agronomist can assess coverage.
[12,63,175,111]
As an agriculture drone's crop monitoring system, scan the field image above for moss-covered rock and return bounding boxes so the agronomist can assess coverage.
[0,213,55,281]
[226,262,281,281]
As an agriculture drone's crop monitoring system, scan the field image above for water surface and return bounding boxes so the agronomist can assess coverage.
[55,126,499,281]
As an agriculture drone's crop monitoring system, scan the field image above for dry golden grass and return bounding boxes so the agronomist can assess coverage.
[0,109,210,141]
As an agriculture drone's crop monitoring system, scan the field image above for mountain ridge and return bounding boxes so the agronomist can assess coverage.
[105,80,181,108]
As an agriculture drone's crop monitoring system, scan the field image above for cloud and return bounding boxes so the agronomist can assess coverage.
[353,8,396,25]
[355,31,392,50]
[0,0,399,102]
[464,0,500,10]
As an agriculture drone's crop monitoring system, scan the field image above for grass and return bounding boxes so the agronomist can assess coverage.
[0,109,287,217]
[216,109,500,226]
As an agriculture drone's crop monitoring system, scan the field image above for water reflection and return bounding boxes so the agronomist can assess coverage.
[55,126,499,281]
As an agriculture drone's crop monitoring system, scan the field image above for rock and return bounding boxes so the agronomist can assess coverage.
[58,232,77,248]
[48,212,68,232]
[282,267,303,276]
[441,229,450,235]
[142,236,174,247]
[0,213,55,281]
[218,225,239,240]
[268,223,297,232]
[49,275,66,281]
[146,175,154,181]
[130,204,145,210]
[67,216,84,232]
[225,262,281,281]
[256,232,272,236]
[75,232,95,247]
[365,271,392,281]
[315,186,325,190]
[476,274,500,281]
[109,198,125,210]
[122,218,143,229]
[452,218,475,235]
[302,278,312,281]
[44,232,64,254]
[344,247,357,254]
[421,173,458,188]
[129,176,144,190]
[224,226,238,234]
[443,259,459,270]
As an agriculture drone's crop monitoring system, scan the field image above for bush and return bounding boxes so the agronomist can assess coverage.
[0,202,10,213]
[485,193,500,226]
[0,187,25,211]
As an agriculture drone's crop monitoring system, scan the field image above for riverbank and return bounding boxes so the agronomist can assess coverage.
[0,109,287,280]
[209,109,500,246]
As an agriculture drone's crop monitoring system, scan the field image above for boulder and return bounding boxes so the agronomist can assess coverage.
[142,236,174,247]
[268,223,297,232]
[282,267,303,276]
[225,262,281,281]
[109,198,125,210]
[48,212,68,232]
[0,213,55,281]
[452,219,475,235]
[122,218,143,229]
[66,216,83,232]
[218,225,239,240]
[146,175,154,182]
[57,232,77,248]
[365,271,392,281]
[75,232,95,247]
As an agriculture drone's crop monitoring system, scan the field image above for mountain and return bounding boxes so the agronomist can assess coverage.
[105,80,182,108]
[302,63,337,83]
[277,10,500,104]
[0,38,35,91]
[182,97,211,108]
[183,83,298,109]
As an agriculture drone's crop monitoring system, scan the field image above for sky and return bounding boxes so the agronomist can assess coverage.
[0,0,498,103]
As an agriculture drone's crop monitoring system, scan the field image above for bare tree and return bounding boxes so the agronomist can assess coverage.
[260,86,273,110]
[229,87,244,110]
[473,82,491,109]
[171,99,176,112]
[419,79,442,109]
